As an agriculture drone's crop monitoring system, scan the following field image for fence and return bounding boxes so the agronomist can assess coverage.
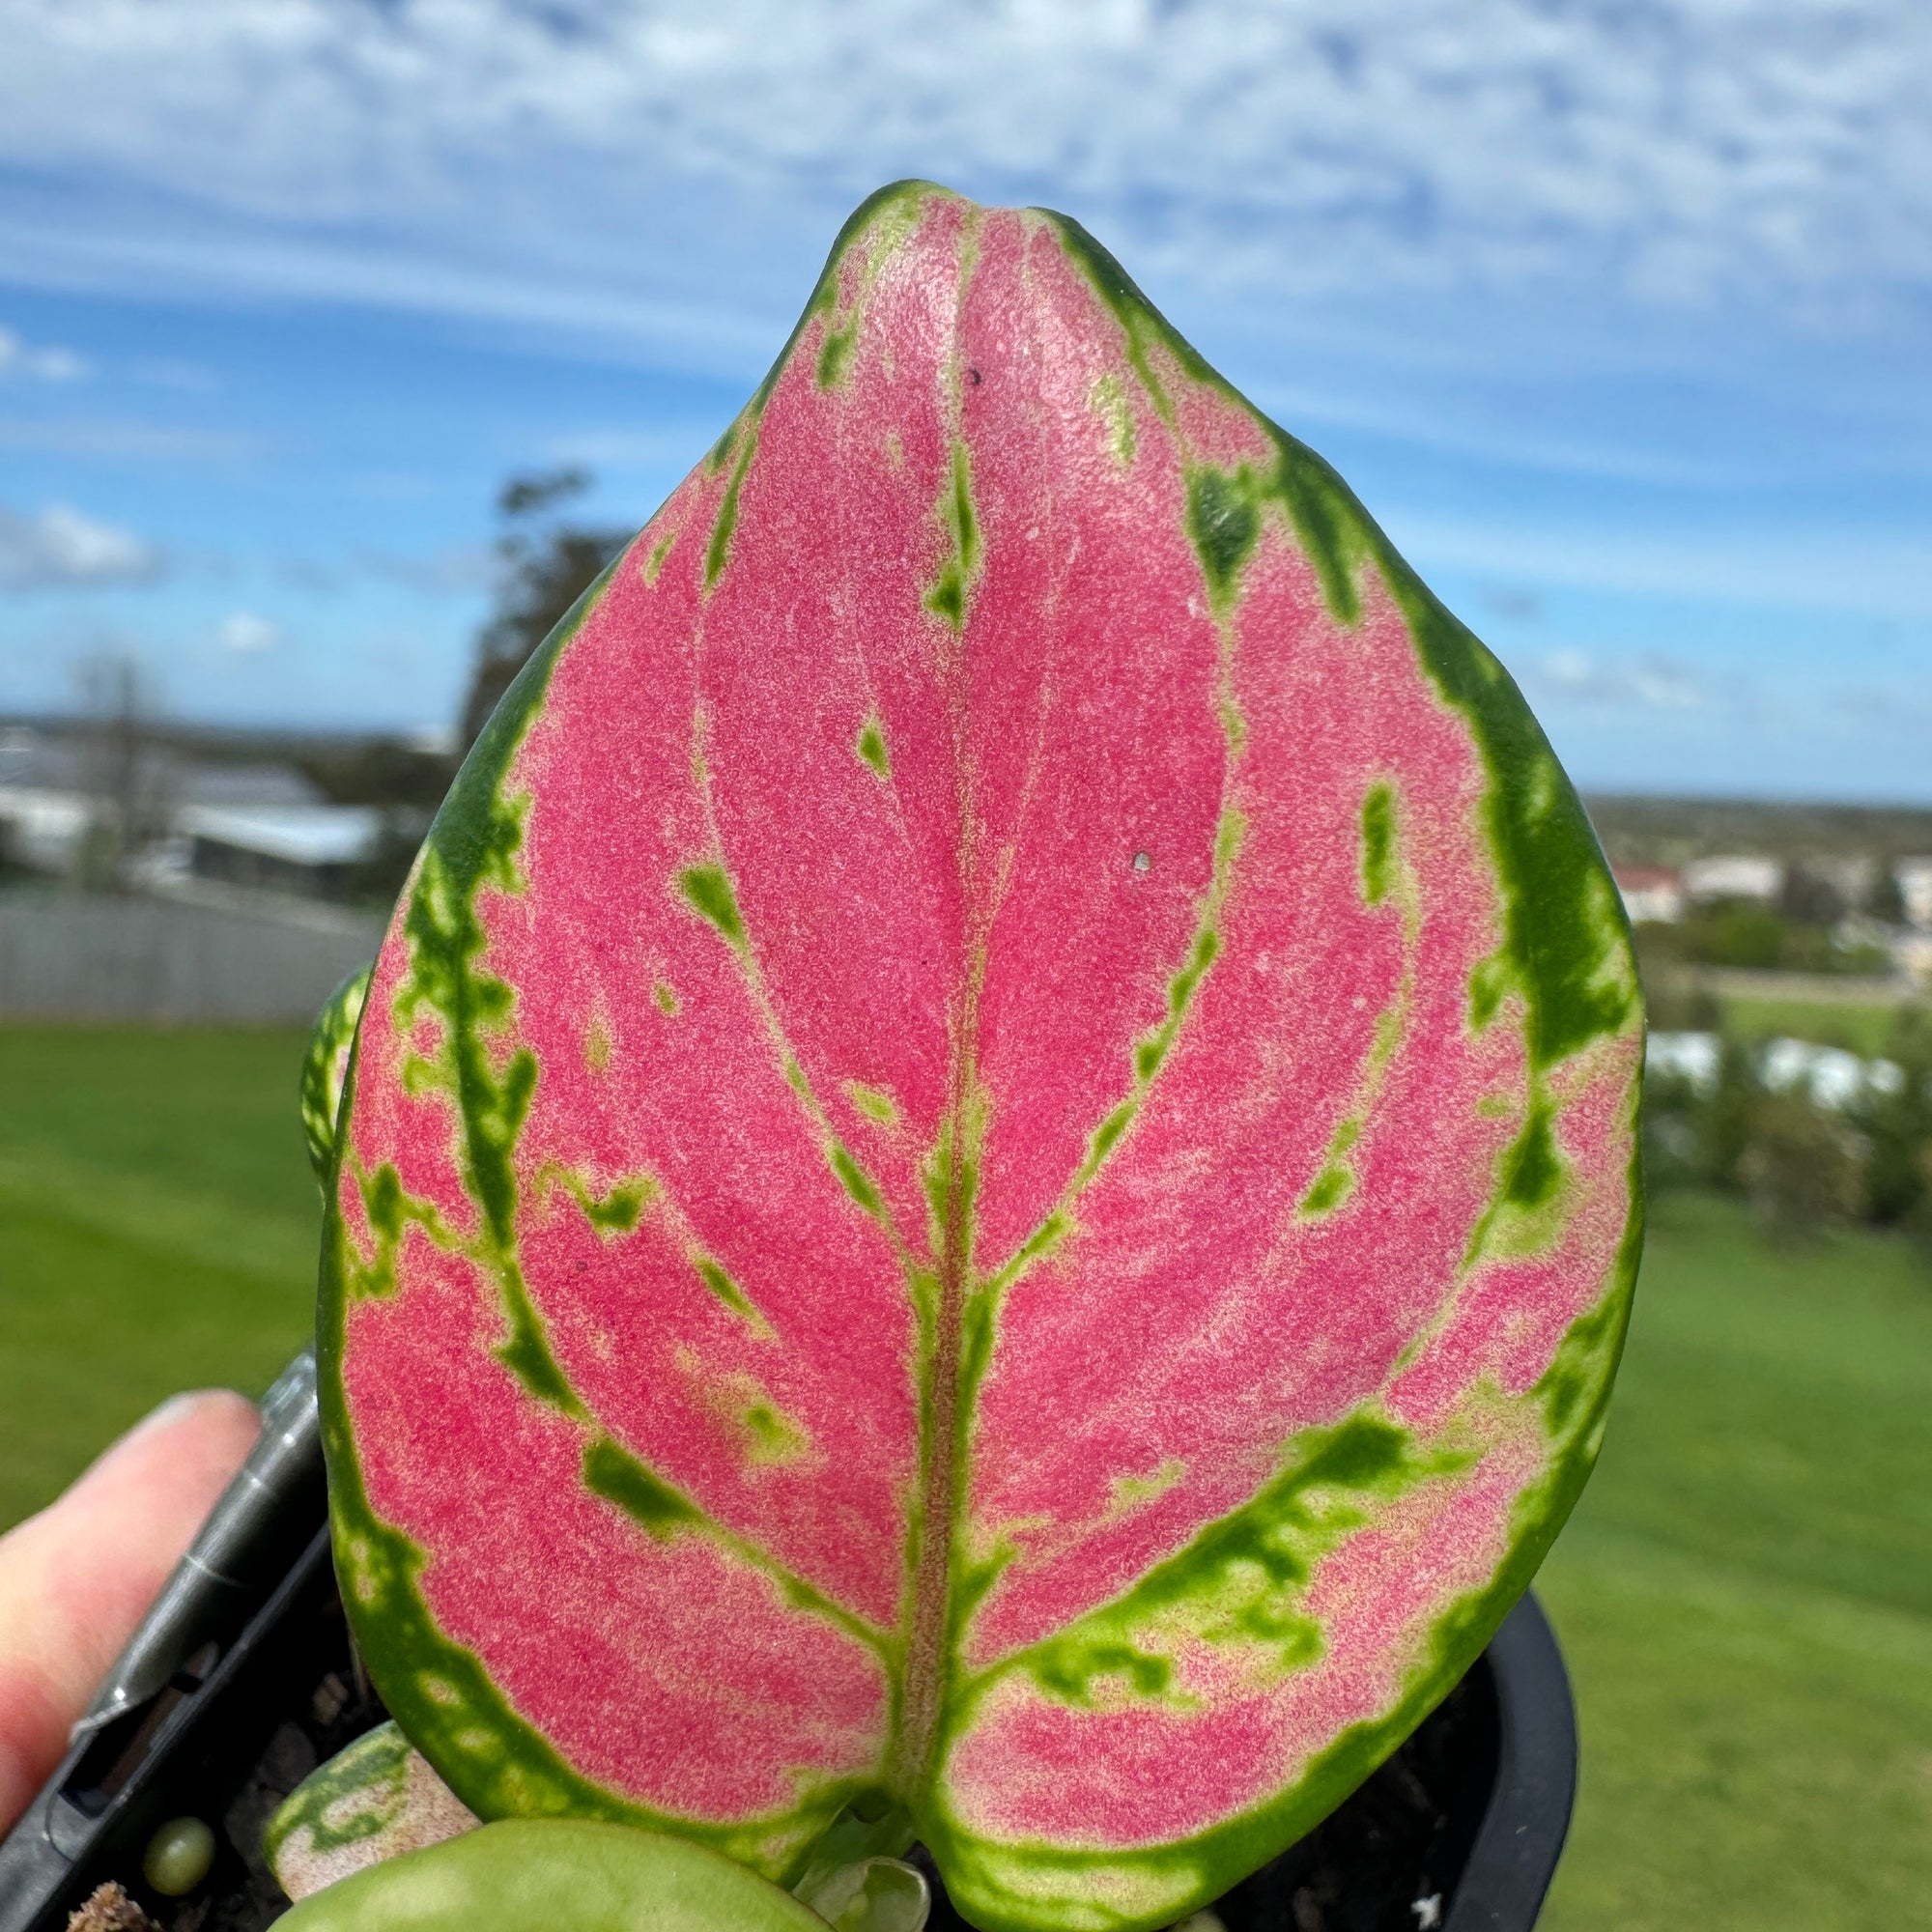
[0,893,385,1023]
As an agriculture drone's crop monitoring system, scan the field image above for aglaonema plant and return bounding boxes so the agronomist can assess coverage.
[316,181,1642,1932]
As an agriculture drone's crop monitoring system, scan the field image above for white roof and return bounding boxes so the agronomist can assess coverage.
[180,804,382,866]
[1682,855,1782,898]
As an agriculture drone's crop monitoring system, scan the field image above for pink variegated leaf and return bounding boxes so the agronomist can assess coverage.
[320,183,1641,1932]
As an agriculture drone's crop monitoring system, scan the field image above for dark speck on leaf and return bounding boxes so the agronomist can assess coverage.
[968,368,982,384]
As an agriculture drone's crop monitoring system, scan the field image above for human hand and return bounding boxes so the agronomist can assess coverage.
[0,1392,261,1834]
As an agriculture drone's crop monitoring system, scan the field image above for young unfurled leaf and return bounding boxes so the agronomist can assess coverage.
[785,1803,917,1903]
[266,1720,478,1901]
[320,184,1641,1932]
[300,964,373,1185]
[795,1857,931,1932]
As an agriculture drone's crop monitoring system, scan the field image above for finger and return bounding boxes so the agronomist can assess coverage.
[0,1390,261,1833]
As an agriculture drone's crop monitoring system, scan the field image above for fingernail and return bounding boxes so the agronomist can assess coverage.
[75,1393,218,1489]
[122,1392,210,1445]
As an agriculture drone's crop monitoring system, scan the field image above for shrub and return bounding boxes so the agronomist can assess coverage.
[1853,1009,1932,1228]
[1738,1092,1866,1249]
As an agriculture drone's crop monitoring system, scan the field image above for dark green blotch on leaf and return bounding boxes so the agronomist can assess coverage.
[680,866,747,948]
[583,1437,701,1540]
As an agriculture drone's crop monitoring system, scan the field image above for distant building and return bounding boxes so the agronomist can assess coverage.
[1896,857,1932,931]
[1681,854,1783,903]
[0,726,97,872]
[1890,928,1932,985]
[0,721,379,898]
[178,762,325,810]
[1612,866,1685,923]
[175,804,384,901]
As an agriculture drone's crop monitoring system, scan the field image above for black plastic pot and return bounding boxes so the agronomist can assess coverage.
[0,1363,1577,1932]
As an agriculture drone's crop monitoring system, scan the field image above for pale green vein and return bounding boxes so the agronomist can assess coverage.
[887,207,1003,1799]
[704,424,759,590]
[1291,779,1419,1226]
[534,1160,658,1239]
[693,1255,773,1335]
[350,1148,890,1654]
[582,1435,896,1660]
[678,713,922,1282]
[338,1153,477,1298]
[810,187,928,395]
[857,715,891,779]
[532,1159,777,1340]
[947,1406,1480,1724]
[980,807,1244,1301]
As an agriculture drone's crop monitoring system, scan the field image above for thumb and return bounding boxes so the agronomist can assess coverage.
[0,1390,262,1833]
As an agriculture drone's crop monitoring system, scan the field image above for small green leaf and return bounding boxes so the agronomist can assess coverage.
[275,1819,831,1932]
[795,1858,930,1932]
[299,963,372,1186]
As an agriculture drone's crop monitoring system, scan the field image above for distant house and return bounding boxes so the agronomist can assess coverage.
[0,722,380,899]
[166,761,385,901]
[177,762,326,811]
[0,790,91,874]
[1896,857,1932,931]
[177,804,384,901]
[1612,866,1685,923]
[0,726,98,872]
[1889,929,1932,985]
[1681,854,1783,903]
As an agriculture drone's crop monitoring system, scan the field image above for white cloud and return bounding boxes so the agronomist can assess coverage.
[0,0,1923,343]
[361,545,497,595]
[1385,508,1932,623]
[215,610,280,653]
[1830,682,1932,740]
[0,417,257,461]
[0,323,87,383]
[540,427,721,472]
[1536,648,1706,712]
[0,501,162,588]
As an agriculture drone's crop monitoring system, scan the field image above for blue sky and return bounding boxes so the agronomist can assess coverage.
[1,1,1927,799]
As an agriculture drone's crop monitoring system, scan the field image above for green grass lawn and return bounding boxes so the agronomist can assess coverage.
[1539,1189,1932,1929]
[0,1026,319,1529]
[2,1030,1929,1926]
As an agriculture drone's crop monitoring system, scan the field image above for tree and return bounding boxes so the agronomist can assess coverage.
[1701,1035,1764,1192]
[1778,863,1844,929]
[74,652,171,892]
[1739,1091,1866,1249]
[1856,1006,1932,1227]
[1864,863,1907,925]
[458,470,631,755]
